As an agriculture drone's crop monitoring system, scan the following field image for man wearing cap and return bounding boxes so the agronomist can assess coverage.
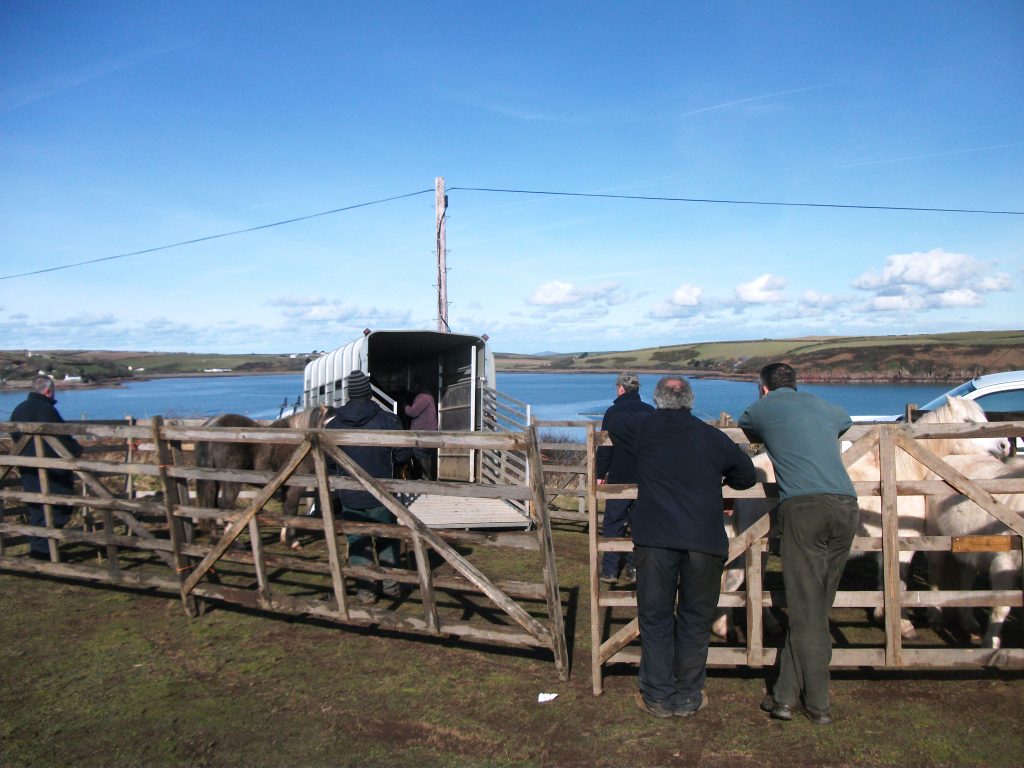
[609,375,756,718]
[11,375,83,560]
[596,371,654,584]
[326,370,412,605]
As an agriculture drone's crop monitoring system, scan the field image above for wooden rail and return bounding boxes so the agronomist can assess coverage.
[582,420,1024,694]
[0,419,569,679]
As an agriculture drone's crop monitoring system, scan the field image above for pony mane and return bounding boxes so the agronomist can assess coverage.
[915,395,987,426]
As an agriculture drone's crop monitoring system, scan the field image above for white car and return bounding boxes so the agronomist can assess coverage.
[854,370,1024,451]
[913,370,1024,421]
[855,371,1024,419]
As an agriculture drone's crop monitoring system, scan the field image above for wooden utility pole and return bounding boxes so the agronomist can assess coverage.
[436,176,449,332]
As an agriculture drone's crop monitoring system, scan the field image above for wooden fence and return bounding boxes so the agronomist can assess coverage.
[588,420,1024,695]
[0,418,569,679]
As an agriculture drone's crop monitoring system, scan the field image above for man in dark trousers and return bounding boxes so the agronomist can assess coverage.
[739,362,858,726]
[610,375,756,718]
[326,370,412,605]
[11,375,83,560]
[596,371,654,584]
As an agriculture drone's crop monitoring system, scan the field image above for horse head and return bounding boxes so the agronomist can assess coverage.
[917,396,1010,458]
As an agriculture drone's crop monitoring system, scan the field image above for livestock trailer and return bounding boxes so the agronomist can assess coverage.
[300,329,507,485]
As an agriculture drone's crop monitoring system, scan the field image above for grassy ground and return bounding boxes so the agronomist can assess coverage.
[1,524,1022,767]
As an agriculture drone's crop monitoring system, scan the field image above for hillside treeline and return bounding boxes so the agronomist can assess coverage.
[498,331,1024,382]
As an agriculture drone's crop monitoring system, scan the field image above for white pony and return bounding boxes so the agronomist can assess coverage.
[714,452,778,639]
[926,455,1024,649]
[716,397,1010,641]
[846,396,1010,639]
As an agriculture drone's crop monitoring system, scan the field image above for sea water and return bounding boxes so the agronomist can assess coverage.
[0,371,951,423]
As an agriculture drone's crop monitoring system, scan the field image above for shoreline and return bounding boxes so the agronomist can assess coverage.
[0,369,301,392]
[2,367,965,392]
[496,368,959,384]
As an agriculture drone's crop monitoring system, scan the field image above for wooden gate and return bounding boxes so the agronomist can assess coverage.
[0,418,569,679]
[589,420,1024,695]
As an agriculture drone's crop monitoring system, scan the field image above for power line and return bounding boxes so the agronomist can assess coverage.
[447,185,1024,216]
[0,188,434,281]
[4,182,1021,282]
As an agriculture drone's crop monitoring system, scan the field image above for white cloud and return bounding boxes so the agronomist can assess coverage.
[854,249,1012,292]
[647,283,704,319]
[269,295,412,326]
[64,312,119,327]
[736,273,787,303]
[854,249,1013,314]
[670,284,703,306]
[529,280,578,306]
[802,289,837,308]
[526,280,625,308]
[869,294,926,311]
[934,289,983,307]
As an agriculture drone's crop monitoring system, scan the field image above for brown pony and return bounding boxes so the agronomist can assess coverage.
[195,413,261,513]
[254,405,332,548]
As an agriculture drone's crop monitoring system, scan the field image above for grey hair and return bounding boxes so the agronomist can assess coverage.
[653,375,694,410]
[31,375,55,395]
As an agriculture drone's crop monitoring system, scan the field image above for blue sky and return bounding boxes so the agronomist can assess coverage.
[2,1,1022,354]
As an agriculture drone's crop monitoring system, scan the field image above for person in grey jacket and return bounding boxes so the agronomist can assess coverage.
[739,362,858,726]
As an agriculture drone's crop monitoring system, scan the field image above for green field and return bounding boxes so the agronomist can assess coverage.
[497,330,1024,380]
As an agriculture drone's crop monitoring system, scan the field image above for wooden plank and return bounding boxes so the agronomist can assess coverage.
[527,424,569,681]
[405,494,531,529]
[745,537,765,667]
[35,436,59,562]
[248,516,272,610]
[182,439,312,595]
[952,535,1013,553]
[585,423,605,695]
[316,434,556,648]
[150,416,200,615]
[879,426,902,666]
[311,447,349,619]
[411,529,440,633]
[895,431,1024,536]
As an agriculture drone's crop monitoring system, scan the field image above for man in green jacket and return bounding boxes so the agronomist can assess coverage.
[738,363,858,726]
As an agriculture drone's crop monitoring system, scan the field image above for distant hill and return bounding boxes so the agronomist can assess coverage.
[495,330,1024,382]
[1,350,309,388]
[3,330,1021,388]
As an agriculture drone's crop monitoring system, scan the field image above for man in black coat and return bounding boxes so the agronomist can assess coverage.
[596,371,654,583]
[325,370,412,605]
[11,375,83,560]
[609,375,756,718]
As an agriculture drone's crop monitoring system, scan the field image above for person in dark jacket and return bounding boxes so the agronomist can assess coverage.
[609,375,756,718]
[403,380,438,480]
[11,375,83,560]
[595,371,654,583]
[326,370,412,604]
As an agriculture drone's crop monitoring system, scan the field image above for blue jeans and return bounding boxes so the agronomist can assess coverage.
[341,504,399,588]
[21,474,74,557]
[600,499,634,578]
[635,545,724,711]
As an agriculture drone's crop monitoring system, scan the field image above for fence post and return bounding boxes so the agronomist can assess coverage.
[150,416,200,616]
[527,425,570,681]
[34,436,60,562]
[586,422,604,695]
[745,536,766,667]
[879,425,903,666]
